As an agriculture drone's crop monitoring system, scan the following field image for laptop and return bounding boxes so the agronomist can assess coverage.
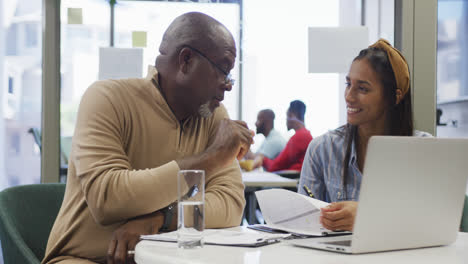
[291,136,468,254]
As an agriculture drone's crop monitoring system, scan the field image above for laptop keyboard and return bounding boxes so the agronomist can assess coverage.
[322,240,352,247]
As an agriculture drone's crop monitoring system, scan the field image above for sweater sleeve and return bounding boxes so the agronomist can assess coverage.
[204,161,245,228]
[73,82,182,225]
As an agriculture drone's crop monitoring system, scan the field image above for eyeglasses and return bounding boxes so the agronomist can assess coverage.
[183,45,235,86]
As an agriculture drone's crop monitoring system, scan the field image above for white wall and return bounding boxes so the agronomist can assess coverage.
[242,0,342,150]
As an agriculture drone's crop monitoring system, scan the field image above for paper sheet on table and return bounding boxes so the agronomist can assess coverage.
[256,189,331,236]
[141,229,290,247]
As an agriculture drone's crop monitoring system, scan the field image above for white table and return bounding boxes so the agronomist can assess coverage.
[242,171,298,224]
[135,227,468,264]
[242,170,298,188]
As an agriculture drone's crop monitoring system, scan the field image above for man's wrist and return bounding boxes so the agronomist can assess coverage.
[176,150,217,176]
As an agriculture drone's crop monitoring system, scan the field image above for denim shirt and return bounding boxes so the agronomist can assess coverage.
[299,126,432,203]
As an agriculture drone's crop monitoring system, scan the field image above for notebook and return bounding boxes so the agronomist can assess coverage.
[141,229,290,247]
[291,136,468,254]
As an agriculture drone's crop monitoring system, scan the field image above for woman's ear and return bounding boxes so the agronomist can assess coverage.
[395,89,403,105]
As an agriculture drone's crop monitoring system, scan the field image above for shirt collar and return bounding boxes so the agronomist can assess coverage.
[146,65,158,79]
[266,129,276,139]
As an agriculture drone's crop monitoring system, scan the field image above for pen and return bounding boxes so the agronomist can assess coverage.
[302,185,314,198]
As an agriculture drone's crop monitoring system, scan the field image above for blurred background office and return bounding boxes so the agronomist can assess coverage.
[1,0,467,186]
[0,1,467,260]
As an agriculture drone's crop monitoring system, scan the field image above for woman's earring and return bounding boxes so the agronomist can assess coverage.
[395,89,402,105]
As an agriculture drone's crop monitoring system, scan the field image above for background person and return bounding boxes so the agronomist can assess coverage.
[241,109,286,171]
[253,100,313,172]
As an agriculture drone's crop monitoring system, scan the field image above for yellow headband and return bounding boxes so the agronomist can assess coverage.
[369,38,410,97]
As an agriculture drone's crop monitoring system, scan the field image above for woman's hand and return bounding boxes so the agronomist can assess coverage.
[320,201,358,231]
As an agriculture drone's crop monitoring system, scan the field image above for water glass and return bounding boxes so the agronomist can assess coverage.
[177,170,205,248]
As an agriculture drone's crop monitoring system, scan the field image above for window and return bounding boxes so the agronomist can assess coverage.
[60,0,111,138]
[25,23,39,48]
[0,0,42,190]
[436,0,468,138]
[437,0,466,101]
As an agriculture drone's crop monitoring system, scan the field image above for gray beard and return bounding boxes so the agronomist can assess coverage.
[198,101,213,118]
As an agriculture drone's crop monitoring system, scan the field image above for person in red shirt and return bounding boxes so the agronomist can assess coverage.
[253,100,313,172]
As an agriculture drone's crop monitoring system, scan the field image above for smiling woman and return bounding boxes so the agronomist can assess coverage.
[298,39,432,232]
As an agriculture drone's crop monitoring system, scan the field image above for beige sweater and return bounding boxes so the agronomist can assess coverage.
[43,68,246,264]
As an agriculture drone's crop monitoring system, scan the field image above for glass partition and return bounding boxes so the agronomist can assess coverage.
[0,0,42,189]
[436,0,468,138]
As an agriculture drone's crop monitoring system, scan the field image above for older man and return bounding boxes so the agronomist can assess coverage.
[43,12,253,264]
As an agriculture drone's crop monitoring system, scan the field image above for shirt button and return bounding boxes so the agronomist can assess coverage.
[337,192,341,199]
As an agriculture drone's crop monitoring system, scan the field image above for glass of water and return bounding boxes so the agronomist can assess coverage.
[177,170,205,248]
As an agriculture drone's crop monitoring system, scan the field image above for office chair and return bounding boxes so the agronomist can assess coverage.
[461,195,468,232]
[0,184,66,264]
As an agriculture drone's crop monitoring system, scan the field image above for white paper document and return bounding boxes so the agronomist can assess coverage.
[141,229,290,247]
[256,189,335,236]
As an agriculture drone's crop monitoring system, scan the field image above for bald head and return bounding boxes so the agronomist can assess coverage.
[256,109,275,136]
[259,109,275,122]
[157,12,235,65]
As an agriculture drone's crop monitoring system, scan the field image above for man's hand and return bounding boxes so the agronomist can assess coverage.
[107,211,164,264]
[206,119,255,168]
[177,119,254,175]
[320,201,358,231]
[252,154,264,169]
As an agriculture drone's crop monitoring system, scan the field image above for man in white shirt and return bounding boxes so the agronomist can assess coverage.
[241,109,286,172]
[254,109,286,159]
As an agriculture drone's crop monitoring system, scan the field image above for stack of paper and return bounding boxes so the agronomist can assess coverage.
[141,229,290,247]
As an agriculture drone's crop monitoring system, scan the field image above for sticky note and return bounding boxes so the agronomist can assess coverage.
[132,31,147,48]
[67,8,83,25]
